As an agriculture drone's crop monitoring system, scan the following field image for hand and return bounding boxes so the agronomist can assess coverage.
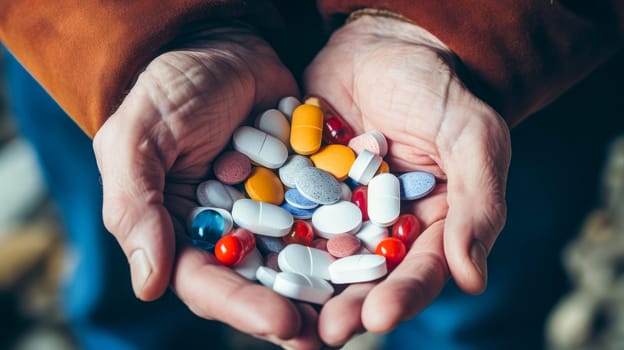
[93,25,321,349]
[304,16,512,346]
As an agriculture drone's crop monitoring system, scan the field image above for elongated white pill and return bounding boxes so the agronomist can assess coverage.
[278,244,335,280]
[273,271,334,304]
[329,254,387,284]
[256,266,278,288]
[311,201,362,239]
[232,126,288,169]
[232,199,293,237]
[368,173,401,227]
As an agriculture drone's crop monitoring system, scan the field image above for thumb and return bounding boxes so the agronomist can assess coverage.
[93,84,178,301]
[442,110,511,295]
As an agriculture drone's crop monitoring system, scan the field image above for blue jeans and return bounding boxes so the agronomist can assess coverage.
[2,52,225,350]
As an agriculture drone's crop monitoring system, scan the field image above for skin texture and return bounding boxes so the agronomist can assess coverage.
[92,26,322,349]
[303,16,512,346]
[93,16,512,349]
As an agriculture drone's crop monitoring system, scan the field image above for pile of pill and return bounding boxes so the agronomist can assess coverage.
[187,96,436,305]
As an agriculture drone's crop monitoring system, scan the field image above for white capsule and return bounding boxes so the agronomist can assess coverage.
[329,254,387,284]
[232,199,293,237]
[367,173,401,227]
[311,201,362,239]
[278,244,335,280]
[272,271,334,304]
[255,109,291,146]
[232,126,288,169]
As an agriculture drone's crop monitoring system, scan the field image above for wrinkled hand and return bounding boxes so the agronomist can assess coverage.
[93,25,320,349]
[304,16,512,346]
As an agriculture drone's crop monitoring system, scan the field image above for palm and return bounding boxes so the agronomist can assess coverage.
[94,28,322,348]
[304,16,511,345]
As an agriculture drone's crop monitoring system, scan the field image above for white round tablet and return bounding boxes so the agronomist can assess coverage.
[329,254,388,284]
[311,201,362,239]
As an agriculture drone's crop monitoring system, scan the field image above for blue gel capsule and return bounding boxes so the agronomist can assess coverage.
[187,207,234,250]
[285,188,319,210]
[280,202,316,220]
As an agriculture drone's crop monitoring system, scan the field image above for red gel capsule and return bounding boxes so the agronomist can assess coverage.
[375,237,406,270]
[351,186,369,221]
[309,96,355,145]
[282,220,314,246]
[214,228,256,266]
[391,214,421,247]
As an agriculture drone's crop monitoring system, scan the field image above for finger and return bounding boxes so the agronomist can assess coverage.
[361,221,448,333]
[268,303,323,350]
[93,87,179,301]
[171,243,305,341]
[443,114,511,294]
[318,283,374,346]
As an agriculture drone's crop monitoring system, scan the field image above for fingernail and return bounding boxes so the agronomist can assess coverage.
[129,249,152,297]
[470,240,488,284]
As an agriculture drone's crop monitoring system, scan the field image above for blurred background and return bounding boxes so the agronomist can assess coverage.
[0,46,623,350]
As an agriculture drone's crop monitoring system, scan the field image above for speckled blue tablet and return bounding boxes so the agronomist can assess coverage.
[280,202,316,220]
[285,188,319,209]
[295,167,342,205]
[399,171,436,200]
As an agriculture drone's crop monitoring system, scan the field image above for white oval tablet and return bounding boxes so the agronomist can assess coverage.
[232,248,262,281]
[348,150,382,185]
[272,271,334,304]
[367,173,401,227]
[329,254,388,284]
[355,221,389,252]
[278,244,335,280]
[311,201,363,239]
[277,96,301,120]
[196,180,244,211]
[232,199,293,237]
[232,126,288,169]
[256,266,278,288]
[255,109,291,145]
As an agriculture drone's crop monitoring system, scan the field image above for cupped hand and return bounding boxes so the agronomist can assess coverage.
[93,25,320,349]
[304,16,512,346]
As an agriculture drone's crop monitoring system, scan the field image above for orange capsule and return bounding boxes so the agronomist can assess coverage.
[306,96,355,145]
[215,228,256,266]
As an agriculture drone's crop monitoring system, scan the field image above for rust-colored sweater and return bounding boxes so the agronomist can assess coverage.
[1,1,622,136]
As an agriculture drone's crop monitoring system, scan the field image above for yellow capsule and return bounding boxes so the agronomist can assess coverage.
[310,144,356,181]
[290,104,323,155]
[376,160,390,174]
[244,167,284,205]
[304,97,321,107]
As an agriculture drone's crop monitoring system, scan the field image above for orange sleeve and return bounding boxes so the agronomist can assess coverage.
[318,1,624,126]
[0,1,284,136]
